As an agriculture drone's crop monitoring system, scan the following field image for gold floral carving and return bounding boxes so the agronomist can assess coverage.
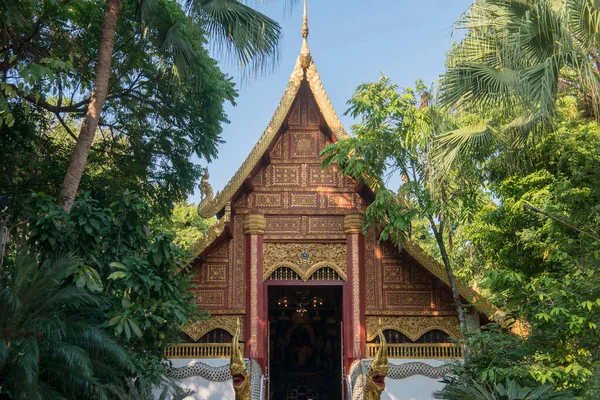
[243,214,266,235]
[263,243,346,281]
[366,316,461,342]
[184,316,241,342]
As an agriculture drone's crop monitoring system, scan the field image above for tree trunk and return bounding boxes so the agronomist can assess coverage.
[57,0,121,212]
[429,217,472,363]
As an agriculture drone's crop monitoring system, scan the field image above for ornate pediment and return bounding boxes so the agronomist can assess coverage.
[263,242,346,281]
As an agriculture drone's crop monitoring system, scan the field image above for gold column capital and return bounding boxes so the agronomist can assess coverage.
[344,213,363,235]
[243,213,266,235]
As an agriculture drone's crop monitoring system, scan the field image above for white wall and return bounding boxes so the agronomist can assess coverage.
[168,358,234,400]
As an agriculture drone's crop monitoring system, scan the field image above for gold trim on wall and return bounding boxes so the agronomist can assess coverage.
[184,316,241,342]
[366,343,463,359]
[366,316,461,342]
[263,243,346,281]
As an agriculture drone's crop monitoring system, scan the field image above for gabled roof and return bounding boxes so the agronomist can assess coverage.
[193,4,495,317]
[197,33,348,219]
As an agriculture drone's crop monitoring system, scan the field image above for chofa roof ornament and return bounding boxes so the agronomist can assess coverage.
[299,0,312,69]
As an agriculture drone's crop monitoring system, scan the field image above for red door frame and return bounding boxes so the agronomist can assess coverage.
[262,280,346,399]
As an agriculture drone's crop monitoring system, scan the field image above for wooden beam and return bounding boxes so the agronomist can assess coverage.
[243,177,254,193]
[354,181,364,194]
[262,151,271,166]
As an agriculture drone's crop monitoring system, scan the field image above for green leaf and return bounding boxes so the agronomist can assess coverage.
[107,271,126,280]
[128,320,142,338]
[122,295,131,309]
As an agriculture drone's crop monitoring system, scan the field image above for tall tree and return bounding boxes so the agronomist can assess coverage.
[56,0,283,211]
[1,0,283,212]
[436,0,600,172]
[322,77,485,361]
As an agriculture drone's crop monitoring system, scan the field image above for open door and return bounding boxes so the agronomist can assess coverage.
[267,320,270,399]
[340,321,345,400]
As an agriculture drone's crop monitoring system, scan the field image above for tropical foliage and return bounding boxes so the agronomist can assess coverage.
[321,77,486,358]
[437,0,600,172]
[0,0,283,211]
[1,191,205,397]
[0,253,131,399]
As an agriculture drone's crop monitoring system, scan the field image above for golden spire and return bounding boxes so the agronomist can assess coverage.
[302,0,309,39]
[299,0,312,68]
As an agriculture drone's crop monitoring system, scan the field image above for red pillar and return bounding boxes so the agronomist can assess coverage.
[343,213,366,369]
[244,213,266,367]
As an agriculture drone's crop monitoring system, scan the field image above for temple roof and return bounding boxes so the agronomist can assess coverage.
[197,5,348,219]
[193,3,495,317]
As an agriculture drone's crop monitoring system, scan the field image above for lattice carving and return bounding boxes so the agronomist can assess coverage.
[267,266,343,281]
[184,316,241,342]
[366,316,461,342]
[263,243,346,281]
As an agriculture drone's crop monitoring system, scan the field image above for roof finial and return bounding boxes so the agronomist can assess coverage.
[302,0,309,39]
[299,0,312,68]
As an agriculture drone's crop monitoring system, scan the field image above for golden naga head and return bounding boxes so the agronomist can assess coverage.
[230,318,250,400]
[365,320,389,400]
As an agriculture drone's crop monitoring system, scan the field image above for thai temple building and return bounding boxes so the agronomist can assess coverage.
[165,3,492,399]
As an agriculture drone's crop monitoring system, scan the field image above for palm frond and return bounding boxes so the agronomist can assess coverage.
[186,0,282,77]
[433,120,497,176]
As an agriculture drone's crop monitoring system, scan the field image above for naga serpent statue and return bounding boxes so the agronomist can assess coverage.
[230,318,251,400]
[365,324,389,400]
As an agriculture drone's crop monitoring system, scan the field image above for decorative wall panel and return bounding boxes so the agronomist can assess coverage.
[263,242,347,281]
[272,165,301,186]
[365,238,457,316]
[366,316,461,342]
[184,316,244,342]
[290,131,319,158]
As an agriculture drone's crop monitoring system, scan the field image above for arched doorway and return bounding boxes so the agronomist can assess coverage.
[266,283,343,400]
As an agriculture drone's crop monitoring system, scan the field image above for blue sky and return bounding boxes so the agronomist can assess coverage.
[192,0,473,201]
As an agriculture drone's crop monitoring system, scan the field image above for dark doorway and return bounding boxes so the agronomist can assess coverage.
[268,285,343,400]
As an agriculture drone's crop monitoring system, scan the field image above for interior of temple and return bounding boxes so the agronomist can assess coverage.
[267,285,343,400]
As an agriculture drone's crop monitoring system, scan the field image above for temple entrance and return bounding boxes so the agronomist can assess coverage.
[267,285,343,400]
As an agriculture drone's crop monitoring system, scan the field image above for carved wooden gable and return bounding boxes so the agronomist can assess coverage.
[234,84,362,241]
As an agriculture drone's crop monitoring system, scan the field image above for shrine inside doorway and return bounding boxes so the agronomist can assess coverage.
[267,285,343,400]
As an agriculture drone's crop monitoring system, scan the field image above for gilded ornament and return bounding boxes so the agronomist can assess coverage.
[243,214,266,235]
[366,316,461,343]
[344,213,363,234]
[365,321,388,400]
[263,243,346,281]
[230,318,250,400]
[184,316,240,342]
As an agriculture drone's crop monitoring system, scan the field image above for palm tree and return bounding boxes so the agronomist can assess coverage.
[57,0,285,211]
[436,0,600,172]
[0,252,131,399]
[434,379,570,400]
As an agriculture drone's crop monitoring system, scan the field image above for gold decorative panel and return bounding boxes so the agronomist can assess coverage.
[307,216,344,235]
[184,316,242,342]
[254,193,283,208]
[308,164,338,186]
[196,291,225,308]
[265,216,303,234]
[291,131,319,158]
[290,193,318,208]
[327,193,354,208]
[366,316,461,342]
[263,243,346,281]
[272,165,301,186]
